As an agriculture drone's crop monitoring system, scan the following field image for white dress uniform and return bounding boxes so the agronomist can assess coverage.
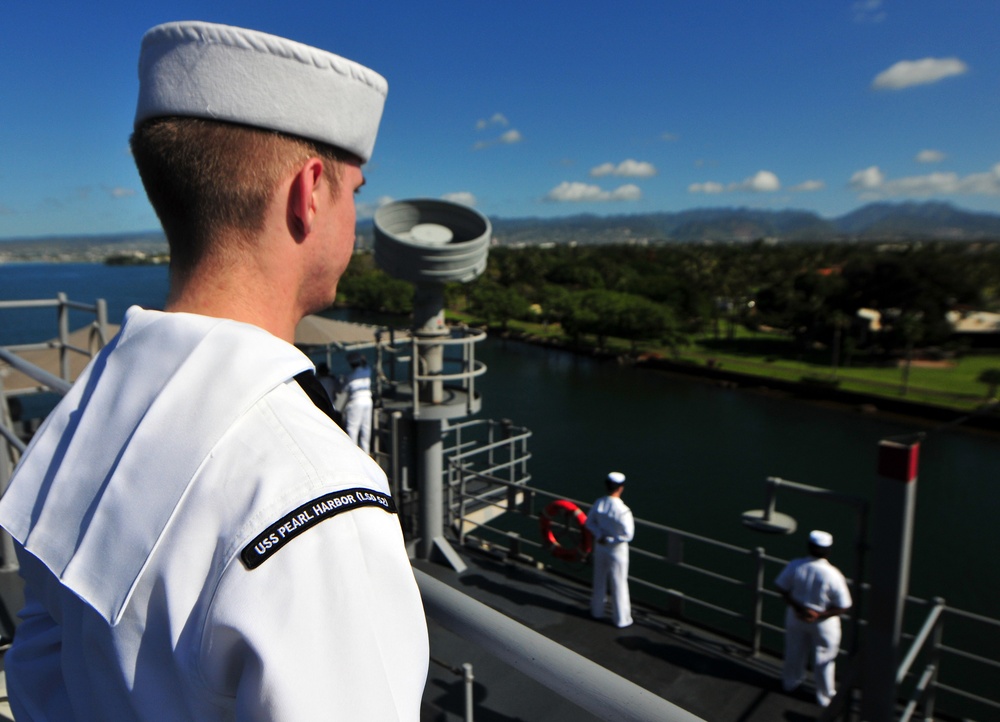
[0,307,428,721]
[774,555,852,707]
[343,365,373,454]
[585,495,634,628]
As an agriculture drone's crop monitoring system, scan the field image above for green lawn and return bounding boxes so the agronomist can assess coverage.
[680,331,998,406]
[448,312,1000,413]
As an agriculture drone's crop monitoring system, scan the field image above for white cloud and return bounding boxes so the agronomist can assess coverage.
[872,57,968,90]
[734,170,781,192]
[476,113,509,130]
[662,131,679,142]
[790,180,826,192]
[916,149,946,164]
[853,0,886,24]
[690,170,781,195]
[441,191,477,207]
[544,181,642,202]
[590,159,657,178]
[107,187,135,199]
[849,166,885,190]
[848,163,1000,198]
[473,128,523,150]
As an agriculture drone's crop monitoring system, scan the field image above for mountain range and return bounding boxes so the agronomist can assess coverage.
[3,202,1000,260]
[480,201,1000,246]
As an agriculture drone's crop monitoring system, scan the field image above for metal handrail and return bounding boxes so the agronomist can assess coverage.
[0,294,108,389]
[0,347,73,396]
[899,665,936,722]
[448,471,1000,721]
[376,326,488,418]
[395,328,488,385]
[896,598,945,685]
[416,569,706,722]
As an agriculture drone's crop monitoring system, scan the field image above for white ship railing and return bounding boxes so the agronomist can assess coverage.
[416,569,706,722]
[895,598,1000,722]
[450,470,1000,722]
[376,326,487,418]
[0,294,109,387]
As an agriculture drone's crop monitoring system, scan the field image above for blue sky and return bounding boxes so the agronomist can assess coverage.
[2,0,998,239]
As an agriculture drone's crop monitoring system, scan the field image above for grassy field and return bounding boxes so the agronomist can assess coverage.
[449,312,1000,413]
[674,339,996,410]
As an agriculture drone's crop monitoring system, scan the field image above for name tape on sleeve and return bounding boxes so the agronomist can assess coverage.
[241,488,397,569]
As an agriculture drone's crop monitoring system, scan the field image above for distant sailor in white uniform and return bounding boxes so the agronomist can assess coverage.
[585,471,634,628]
[343,351,374,454]
[775,530,853,708]
[0,20,428,721]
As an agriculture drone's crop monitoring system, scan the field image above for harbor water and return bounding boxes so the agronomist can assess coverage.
[2,262,998,622]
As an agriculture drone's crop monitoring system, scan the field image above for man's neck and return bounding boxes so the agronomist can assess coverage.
[166,259,302,343]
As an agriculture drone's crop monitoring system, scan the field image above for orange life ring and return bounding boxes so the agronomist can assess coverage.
[540,499,593,562]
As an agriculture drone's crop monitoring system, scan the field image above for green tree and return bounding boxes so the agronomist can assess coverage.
[468,281,530,331]
[337,258,413,314]
[560,289,676,352]
[894,311,924,396]
[977,369,1000,400]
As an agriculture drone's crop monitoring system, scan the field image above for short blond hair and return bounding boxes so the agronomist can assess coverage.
[131,117,353,273]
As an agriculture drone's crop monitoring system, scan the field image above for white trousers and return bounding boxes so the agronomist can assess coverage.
[590,542,632,627]
[344,395,373,454]
[782,609,841,707]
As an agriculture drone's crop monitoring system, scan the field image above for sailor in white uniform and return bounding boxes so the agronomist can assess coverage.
[343,352,374,454]
[0,21,428,721]
[775,530,853,708]
[585,471,635,628]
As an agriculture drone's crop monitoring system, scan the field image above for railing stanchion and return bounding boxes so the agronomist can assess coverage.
[926,596,944,722]
[57,292,70,381]
[463,663,475,722]
[666,531,685,618]
[458,464,469,546]
[508,532,521,561]
[751,546,765,656]
[96,298,109,348]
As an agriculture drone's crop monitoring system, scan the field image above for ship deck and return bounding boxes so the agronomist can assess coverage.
[416,545,824,722]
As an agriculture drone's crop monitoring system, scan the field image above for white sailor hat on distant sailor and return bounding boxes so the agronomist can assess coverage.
[809,530,833,548]
[134,21,388,163]
[607,471,626,485]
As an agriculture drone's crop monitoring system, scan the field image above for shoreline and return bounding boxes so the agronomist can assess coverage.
[485,326,1000,437]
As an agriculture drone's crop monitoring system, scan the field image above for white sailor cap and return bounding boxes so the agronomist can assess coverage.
[607,471,626,485]
[135,21,388,163]
[809,530,833,548]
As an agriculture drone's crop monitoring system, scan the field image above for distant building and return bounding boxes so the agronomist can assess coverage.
[946,310,1000,347]
[946,310,1000,334]
[856,308,882,332]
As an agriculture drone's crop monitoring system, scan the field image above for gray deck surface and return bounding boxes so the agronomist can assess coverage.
[417,546,827,722]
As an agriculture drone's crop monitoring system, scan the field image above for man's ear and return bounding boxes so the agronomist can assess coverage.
[288,158,325,239]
